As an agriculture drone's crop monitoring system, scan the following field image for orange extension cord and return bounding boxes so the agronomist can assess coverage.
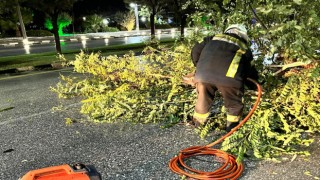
[169,78,262,180]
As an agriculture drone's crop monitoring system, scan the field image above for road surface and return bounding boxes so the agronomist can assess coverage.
[0,34,175,57]
[0,69,319,180]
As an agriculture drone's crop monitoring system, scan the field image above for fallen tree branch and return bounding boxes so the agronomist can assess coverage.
[268,60,312,76]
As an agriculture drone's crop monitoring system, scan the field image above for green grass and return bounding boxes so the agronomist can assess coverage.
[0,39,175,71]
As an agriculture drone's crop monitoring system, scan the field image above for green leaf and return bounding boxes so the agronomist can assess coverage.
[223,0,231,6]
[293,0,302,5]
[277,110,291,133]
[304,171,312,176]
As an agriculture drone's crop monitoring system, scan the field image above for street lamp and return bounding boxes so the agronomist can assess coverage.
[130,3,139,31]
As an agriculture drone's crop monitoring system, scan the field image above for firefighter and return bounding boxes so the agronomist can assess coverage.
[190,24,259,131]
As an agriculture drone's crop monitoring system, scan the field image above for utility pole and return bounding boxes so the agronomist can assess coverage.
[15,0,27,39]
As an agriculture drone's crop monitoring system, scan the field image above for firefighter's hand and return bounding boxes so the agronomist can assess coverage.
[182,73,195,87]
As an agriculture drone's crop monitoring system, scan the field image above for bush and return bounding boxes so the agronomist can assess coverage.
[102,26,119,32]
[27,30,53,37]
[155,23,172,29]
[143,23,172,29]
[114,11,136,31]
[83,14,104,33]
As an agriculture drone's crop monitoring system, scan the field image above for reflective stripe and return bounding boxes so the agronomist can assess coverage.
[212,36,239,47]
[193,112,210,120]
[212,34,248,50]
[227,114,240,122]
[226,49,246,78]
[212,34,248,78]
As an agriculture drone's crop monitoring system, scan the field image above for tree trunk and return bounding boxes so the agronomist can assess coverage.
[16,0,27,39]
[16,26,22,37]
[150,6,156,39]
[52,13,62,54]
[180,14,187,40]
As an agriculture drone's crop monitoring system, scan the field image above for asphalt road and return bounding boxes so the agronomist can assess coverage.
[0,69,319,180]
[0,34,174,57]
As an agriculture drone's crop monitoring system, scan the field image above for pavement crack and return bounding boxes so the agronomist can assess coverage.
[3,148,14,153]
[0,107,14,113]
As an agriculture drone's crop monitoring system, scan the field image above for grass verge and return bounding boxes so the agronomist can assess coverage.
[0,39,175,71]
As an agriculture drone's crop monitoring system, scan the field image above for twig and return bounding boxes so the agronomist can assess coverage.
[248,2,268,30]
[148,73,172,79]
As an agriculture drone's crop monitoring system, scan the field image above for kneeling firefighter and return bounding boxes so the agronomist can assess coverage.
[189,24,259,131]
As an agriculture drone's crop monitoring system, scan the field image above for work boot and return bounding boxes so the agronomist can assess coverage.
[226,121,239,132]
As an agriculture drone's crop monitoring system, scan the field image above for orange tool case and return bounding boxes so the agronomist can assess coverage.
[20,163,101,180]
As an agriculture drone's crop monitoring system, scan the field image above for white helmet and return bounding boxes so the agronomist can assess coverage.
[224,24,249,42]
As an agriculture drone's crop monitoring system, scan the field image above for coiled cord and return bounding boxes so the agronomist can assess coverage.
[169,78,262,180]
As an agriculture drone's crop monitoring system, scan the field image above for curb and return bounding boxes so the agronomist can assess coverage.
[0,51,144,76]
[0,62,66,77]
[0,28,186,47]
[0,35,136,47]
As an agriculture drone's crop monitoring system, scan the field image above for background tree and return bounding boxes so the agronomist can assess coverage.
[0,0,32,38]
[15,0,27,39]
[138,5,150,21]
[124,0,167,37]
[44,12,72,35]
[137,5,168,29]
[186,0,235,33]
[23,0,78,54]
[164,0,195,39]
[83,14,104,33]
[120,12,136,31]
[188,0,320,63]
[114,11,136,31]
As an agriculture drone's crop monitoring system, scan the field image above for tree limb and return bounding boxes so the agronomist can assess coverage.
[248,2,268,30]
[268,60,312,76]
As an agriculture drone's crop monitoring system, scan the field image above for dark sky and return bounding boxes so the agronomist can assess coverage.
[73,0,128,17]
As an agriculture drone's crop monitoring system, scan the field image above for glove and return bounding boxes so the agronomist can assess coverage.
[182,72,195,87]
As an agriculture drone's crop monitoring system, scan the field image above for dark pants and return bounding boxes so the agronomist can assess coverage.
[193,82,244,123]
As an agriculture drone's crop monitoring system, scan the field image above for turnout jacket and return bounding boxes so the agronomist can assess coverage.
[191,33,258,89]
